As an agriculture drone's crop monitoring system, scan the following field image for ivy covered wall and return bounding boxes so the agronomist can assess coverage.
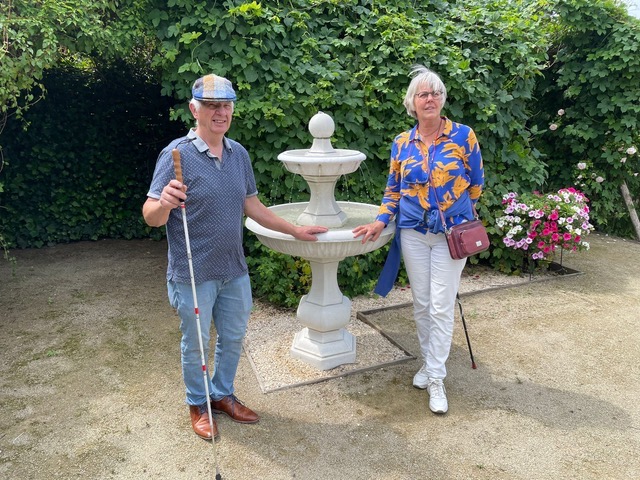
[1,0,638,305]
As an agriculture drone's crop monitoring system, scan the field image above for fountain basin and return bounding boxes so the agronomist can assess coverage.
[246,200,395,370]
[278,149,365,178]
[246,201,395,261]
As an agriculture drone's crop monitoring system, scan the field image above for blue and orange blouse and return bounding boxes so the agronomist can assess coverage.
[375,117,484,233]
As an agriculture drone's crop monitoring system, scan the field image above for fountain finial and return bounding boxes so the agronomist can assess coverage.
[308,111,335,153]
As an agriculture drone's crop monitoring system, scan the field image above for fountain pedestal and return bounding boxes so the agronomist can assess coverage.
[245,112,395,370]
[292,258,355,369]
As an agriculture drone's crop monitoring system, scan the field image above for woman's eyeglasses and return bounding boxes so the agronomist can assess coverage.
[414,91,443,100]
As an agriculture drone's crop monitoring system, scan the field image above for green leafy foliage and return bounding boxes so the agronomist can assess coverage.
[148,0,552,305]
[530,0,640,238]
[0,0,156,251]
[0,0,151,119]
[9,1,637,306]
[0,63,184,247]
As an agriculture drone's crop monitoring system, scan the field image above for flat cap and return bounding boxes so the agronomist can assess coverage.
[192,74,237,102]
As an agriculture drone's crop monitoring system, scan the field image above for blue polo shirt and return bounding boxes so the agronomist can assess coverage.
[147,129,258,284]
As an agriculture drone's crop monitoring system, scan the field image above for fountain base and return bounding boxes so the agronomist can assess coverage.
[290,327,356,370]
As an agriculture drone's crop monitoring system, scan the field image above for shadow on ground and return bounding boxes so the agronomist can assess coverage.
[0,233,639,479]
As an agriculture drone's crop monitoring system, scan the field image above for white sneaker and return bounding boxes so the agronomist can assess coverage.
[413,364,429,389]
[427,378,448,414]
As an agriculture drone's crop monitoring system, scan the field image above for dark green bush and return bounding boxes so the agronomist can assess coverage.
[0,62,184,247]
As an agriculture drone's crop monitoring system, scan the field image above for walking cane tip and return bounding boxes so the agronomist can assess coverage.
[471,362,477,369]
[215,474,222,480]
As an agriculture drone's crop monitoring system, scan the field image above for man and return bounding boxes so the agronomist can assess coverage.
[143,74,327,440]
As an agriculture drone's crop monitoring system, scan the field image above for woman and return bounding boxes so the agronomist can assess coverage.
[353,65,484,414]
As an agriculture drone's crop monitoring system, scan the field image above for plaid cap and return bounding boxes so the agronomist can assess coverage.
[192,74,237,102]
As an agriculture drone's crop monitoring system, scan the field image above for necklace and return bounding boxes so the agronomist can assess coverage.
[419,118,442,142]
[417,119,443,170]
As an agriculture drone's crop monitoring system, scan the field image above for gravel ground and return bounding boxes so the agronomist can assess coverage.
[244,265,543,393]
[1,232,638,480]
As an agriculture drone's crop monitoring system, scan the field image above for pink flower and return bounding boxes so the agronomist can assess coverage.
[549,210,559,221]
[563,233,572,241]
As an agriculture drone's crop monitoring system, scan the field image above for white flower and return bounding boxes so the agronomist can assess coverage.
[621,157,627,164]
[577,162,587,170]
[549,123,558,131]
[595,176,604,183]
[627,146,637,155]
[557,109,565,116]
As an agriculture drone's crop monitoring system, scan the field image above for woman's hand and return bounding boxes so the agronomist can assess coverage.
[352,220,386,244]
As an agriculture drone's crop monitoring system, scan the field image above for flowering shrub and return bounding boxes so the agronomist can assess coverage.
[496,188,594,261]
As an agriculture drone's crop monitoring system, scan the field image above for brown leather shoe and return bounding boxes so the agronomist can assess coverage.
[189,404,219,440]
[210,395,259,424]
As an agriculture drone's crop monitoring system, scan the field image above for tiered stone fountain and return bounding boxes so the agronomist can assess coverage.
[245,112,395,370]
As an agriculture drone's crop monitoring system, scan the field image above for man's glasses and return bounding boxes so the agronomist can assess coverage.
[414,91,443,100]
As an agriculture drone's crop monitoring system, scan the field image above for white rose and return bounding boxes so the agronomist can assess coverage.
[549,124,558,131]
[596,176,604,183]
[627,146,637,155]
[557,109,565,116]
[577,162,587,170]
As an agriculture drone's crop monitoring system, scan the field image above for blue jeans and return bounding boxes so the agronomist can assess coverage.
[168,274,252,406]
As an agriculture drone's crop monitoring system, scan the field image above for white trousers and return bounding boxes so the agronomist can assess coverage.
[401,229,467,380]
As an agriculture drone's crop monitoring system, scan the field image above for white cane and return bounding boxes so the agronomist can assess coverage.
[172,148,222,480]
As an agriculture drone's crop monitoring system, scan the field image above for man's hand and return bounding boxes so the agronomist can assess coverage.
[291,225,329,241]
[143,180,188,227]
[159,180,187,210]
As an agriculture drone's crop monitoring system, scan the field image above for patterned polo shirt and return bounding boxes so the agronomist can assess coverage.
[375,117,484,233]
[147,129,258,284]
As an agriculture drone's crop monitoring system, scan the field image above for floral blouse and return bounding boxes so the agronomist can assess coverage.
[375,117,484,233]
